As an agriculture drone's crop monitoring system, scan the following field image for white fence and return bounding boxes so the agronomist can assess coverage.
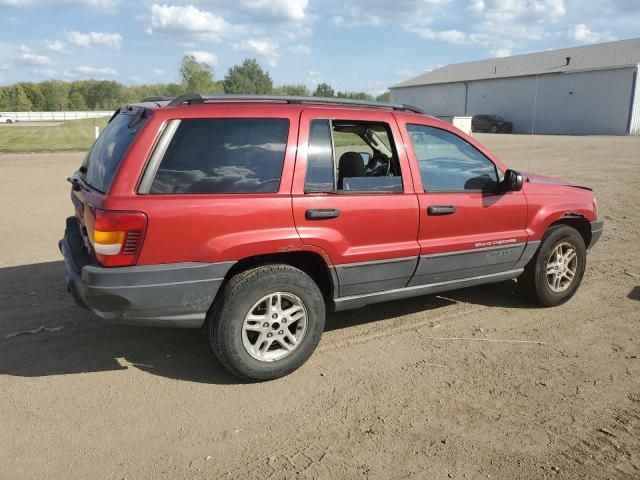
[0,111,112,122]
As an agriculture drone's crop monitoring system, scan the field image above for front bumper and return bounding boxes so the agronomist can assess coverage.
[588,218,604,251]
[59,217,234,327]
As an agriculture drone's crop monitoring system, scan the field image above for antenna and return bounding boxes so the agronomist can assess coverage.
[528,56,571,172]
[527,73,540,173]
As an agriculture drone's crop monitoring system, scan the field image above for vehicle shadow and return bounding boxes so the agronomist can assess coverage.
[325,294,456,331]
[325,279,534,331]
[439,279,534,309]
[628,286,640,301]
[1,261,534,384]
[0,261,241,384]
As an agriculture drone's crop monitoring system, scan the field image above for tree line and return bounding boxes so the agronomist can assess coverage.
[0,56,391,112]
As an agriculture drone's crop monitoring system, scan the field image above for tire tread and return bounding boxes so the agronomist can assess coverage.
[520,225,586,307]
[208,264,325,381]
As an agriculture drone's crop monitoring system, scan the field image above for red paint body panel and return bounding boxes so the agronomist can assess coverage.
[133,195,303,264]
[523,182,597,241]
[413,191,528,254]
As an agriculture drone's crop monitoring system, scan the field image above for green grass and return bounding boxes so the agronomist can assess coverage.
[0,118,109,153]
[333,131,361,148]
[0,119,391,154]
[332,130,392,149]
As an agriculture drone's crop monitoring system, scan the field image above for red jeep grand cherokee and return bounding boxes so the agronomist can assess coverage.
[60,95,603,381]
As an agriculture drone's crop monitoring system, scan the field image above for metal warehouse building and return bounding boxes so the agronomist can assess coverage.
[390,38,640,135]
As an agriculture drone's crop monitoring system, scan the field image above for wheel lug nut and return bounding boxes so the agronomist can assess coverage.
[272,314,278,319]
[278,330,283,335]
[282,319,287,323]
[267,333,273,338]
[263,322,269,327]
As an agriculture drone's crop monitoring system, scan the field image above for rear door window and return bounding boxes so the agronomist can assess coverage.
[81,111,147,193]
[150,118,289,194]
[304,119,403,193]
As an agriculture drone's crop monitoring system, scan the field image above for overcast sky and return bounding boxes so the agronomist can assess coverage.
[0,0,638,94]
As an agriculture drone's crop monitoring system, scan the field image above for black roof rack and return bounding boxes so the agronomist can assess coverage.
[155,93,424,114]
[140,96,172,103]
[167,93,206,106]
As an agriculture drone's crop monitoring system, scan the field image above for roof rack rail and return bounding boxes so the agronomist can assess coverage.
[157,93,424,114]
[140,96,172,103]
[167,93,205,106]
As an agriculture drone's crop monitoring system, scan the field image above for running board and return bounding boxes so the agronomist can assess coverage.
[332,269,523,312]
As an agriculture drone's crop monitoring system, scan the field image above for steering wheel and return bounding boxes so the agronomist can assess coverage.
[365,153,391,177]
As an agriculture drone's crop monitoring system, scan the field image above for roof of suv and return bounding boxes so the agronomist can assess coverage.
[134,93,425,115]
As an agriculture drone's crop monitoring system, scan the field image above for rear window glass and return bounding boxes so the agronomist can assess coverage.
[81,112,146,193]
[150,118,289,194]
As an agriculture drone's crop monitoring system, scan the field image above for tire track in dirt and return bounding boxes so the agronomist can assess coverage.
[556,394,640,478]
[318,302,485,353]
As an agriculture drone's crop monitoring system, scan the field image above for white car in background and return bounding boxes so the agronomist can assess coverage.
[0,114,17,124]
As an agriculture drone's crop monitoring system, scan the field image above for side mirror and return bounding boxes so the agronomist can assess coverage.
[503,169,524,191]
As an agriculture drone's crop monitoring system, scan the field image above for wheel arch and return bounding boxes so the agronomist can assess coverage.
[216,251,337,306]
[548,214,591,248]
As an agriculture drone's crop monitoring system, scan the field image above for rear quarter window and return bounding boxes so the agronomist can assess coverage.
[150,118,289,194]
[81,111,146,193]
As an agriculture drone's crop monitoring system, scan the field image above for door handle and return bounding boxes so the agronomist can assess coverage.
[305,208,341,220]
[427,205,457,216]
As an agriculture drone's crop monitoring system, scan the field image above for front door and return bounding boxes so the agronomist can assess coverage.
[291,108,420,297]
[401,123,528,286]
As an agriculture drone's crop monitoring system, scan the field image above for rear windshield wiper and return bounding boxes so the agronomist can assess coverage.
[67,176,90,192]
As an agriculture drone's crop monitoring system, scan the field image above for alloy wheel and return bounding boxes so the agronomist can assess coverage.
[241,292,308,362]
[546,242,578,293]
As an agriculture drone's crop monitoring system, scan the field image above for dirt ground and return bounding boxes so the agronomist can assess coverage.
[1,134,639,480]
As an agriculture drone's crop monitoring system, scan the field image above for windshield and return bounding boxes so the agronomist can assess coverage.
[489,115,504,121]
[80,111,147,193]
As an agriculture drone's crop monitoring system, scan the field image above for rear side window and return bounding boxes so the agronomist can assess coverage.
[81,112,146,193]
[150,118,289,194]
[304,119,403,193]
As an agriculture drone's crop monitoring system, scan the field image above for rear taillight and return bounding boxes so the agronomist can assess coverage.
[92,209,147,267]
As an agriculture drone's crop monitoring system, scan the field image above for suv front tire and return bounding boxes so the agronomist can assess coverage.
[208,264,326,381]
[520,225,587,307]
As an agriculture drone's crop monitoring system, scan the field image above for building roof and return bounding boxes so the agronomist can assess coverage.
[391,38,640,89]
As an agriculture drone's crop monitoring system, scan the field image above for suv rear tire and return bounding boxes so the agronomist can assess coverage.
[208,264,325,381]
[520,225,586,307]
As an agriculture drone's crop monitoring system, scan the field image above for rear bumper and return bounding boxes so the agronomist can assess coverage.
[59,217,234,327]
[588,218,604,251]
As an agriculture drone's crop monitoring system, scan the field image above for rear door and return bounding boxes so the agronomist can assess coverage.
[401,122,528,286]
[291,108,420,297]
